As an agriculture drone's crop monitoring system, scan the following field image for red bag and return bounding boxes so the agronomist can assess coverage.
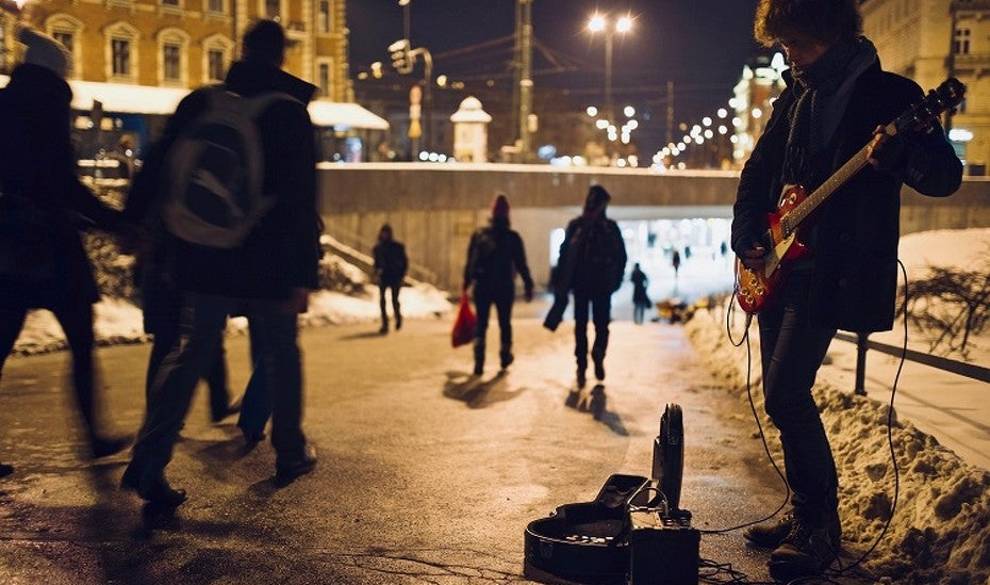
[451,290,477,348]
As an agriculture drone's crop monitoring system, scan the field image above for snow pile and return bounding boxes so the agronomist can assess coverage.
[686,309,990,584]
[12,252,451,355]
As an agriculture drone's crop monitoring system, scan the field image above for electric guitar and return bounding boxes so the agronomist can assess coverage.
[735,77,966,315]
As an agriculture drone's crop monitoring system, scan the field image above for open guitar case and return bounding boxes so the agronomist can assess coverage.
[524,404,687,584]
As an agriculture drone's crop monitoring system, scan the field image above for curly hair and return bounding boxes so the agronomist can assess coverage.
[754,0,863,47]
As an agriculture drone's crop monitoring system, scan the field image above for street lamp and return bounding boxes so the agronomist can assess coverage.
[587,12,634,124]
[398,0,411,43]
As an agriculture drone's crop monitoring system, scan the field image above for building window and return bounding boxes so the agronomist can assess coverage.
[318,0,331,33]
[112,38,131,77]
[318,61,331,98]
[53,31,74,56]
[46,14,84,78]
[208,48,225,81]
[954,28,971,55]
[202,34,233,84]
[265,0,280,19]
[162,0,179,5]
[207,0,224,13]
[163,43,181,81]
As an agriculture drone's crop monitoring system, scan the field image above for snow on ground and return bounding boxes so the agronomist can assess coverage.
[11,256,452,356]
[685,288,990,581]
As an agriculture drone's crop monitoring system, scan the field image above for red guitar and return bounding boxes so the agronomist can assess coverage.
[735,78,966,314]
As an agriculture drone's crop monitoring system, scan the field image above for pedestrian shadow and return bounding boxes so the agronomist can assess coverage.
[338,331,386,342]
[443,370,526,409]
[565,385,628,437]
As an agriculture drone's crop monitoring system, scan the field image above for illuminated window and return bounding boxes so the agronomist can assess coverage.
[208,49,225,81]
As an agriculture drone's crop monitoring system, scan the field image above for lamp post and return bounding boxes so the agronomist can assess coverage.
[398,0,411,44]
[587,12,633,124]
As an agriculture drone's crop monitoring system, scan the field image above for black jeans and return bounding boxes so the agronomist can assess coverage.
[379,284,401,325]
[573,292,611,367]
[0,299,102,439]
[758,274,838,523]
[474,291,514,367]
[147,318,230,422]
[131,294,307,476]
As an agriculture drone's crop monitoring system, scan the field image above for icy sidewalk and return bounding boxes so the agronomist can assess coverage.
[686,308,990,584]
[0,318,836,584]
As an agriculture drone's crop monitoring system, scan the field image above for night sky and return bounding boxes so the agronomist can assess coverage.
[347,0,765,154]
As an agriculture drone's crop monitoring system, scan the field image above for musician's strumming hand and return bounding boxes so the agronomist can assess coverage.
[867,125,907,172]
[740,244,767,273]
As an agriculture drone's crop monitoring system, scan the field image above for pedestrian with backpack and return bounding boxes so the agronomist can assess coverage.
[373,224,408,334]
[462,194,534,376]
[551,186,627,387]
[120,20,320,507]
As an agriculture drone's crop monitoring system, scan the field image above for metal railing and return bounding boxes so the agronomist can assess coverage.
[833,331,990,395]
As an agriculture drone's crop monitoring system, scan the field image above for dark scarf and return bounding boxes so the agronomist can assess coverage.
[782,37,877,188]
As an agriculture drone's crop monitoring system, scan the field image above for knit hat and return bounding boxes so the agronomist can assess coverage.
[18,26,69,79]
[492,193,510,219]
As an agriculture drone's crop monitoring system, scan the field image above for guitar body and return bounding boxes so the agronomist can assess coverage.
[735,184,812,314]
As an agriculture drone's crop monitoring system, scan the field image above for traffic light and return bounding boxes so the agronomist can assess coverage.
[389,39,413,74]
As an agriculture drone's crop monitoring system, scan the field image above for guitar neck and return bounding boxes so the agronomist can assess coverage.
[785,121,897,231]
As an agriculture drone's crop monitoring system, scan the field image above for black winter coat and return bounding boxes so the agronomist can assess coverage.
[124,60,321,301]
[0,64,122,309]
[557,215,627,297]
[373,239,408,286]
[463,221,534,298]
[731,60,962,332]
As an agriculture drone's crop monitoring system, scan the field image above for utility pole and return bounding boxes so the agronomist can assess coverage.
[517,0,534,162]
[512,0,522,142]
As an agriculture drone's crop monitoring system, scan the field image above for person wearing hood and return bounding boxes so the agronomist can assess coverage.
[373,224,408,334]
[463,194,534,376]
[121,20,321,507]
[732,0,962,579]
[0,27,134,478]
[549,186,627,387]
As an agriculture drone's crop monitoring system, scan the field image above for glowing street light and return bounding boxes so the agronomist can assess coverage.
[587,105,599,117]
[624,105,636,118]
[717,108,728,119]
[588,13,607,33]
[587,12,634,125]
[596,119,610,130]
[616,15,634,33]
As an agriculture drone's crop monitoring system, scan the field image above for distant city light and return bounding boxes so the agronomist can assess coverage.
[733,116,743,128]
[717,108,728,119]
[704,129,714,139]
[624,105,636,117]
[677,142,686,150]
[730,135,739,144]
[677,162,686,170]
[419,151,429,161]
[702,117,712,127]
[627,119,639,130]
[684,136,693,144]
[752,108,763,119]
[718,125,728,135]
[621,133,631,144]
[596,119,610,129]
[436,74,448,87]
[587,106,599,117]
[728,98,740,109]
[691,125,702,135]
[428,152,439,162]
[616,159,627,168]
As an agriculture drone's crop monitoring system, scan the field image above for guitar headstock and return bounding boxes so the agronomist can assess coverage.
[895,78,967,134]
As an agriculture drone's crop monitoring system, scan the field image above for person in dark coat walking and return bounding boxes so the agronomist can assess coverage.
[553,186,627,387]
[373,224,408,334]
[463,194,534,376]
[630,263,650,325]
[0,28,133,477]
[732,1,962,579]
[121,20,321,506]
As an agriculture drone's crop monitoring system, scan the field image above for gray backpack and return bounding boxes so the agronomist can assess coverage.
[162,87,299,249]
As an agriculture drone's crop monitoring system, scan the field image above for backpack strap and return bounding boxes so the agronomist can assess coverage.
[244,91,303,120]
[205,86,302,120]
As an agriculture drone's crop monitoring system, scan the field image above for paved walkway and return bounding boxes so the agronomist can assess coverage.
[0,318,801,584]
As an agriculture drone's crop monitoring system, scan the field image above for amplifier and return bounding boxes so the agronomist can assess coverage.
[627,509,700,585]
